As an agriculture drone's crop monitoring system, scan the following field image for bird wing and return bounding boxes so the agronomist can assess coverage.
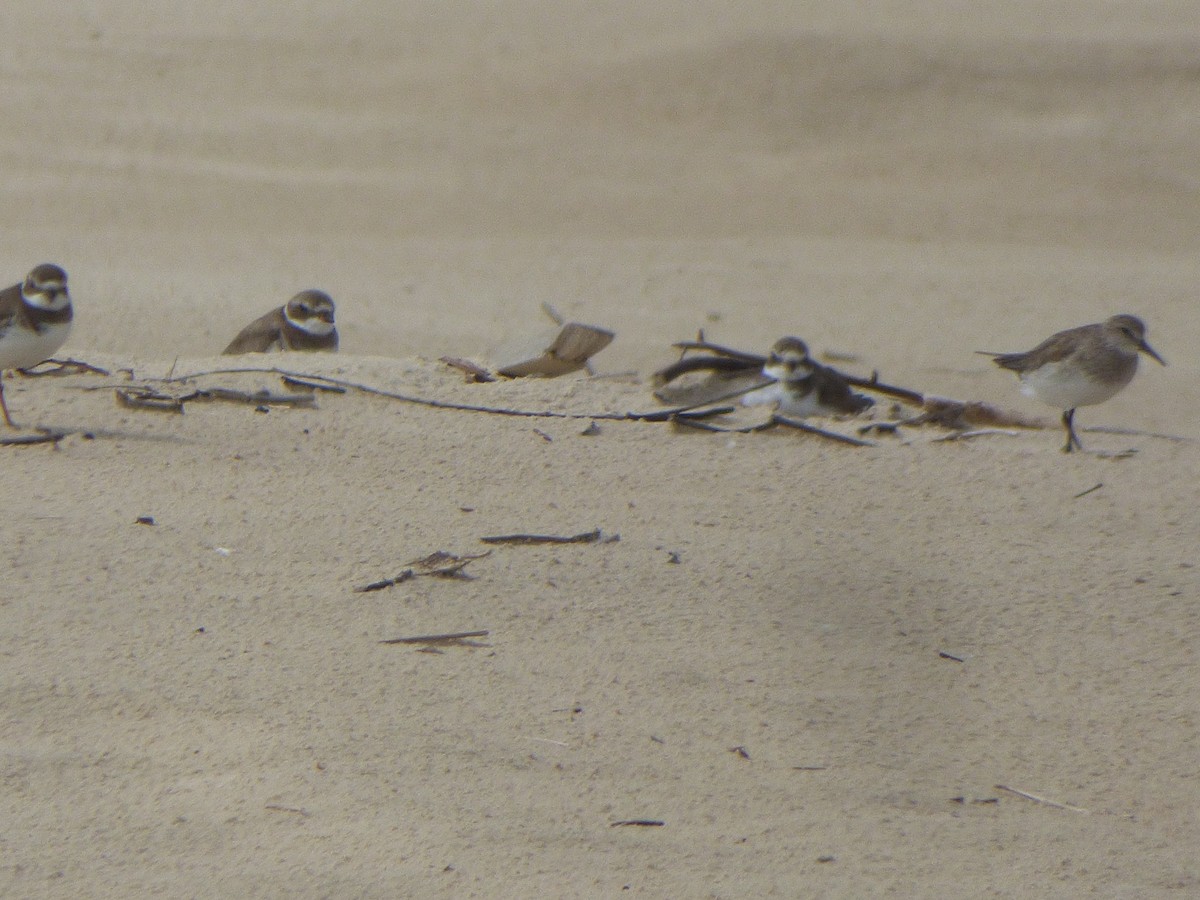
[222,308,284,354]
[999,323,1099,372]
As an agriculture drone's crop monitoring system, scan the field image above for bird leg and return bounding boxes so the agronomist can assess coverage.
[0,374,16,428]
[1061,408,1083,453]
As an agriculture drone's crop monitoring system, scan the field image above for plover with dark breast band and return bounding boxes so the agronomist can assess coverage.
[223,290,338,355]
[986,314,1165,452]
[743,336,874,417]
[0,264,73,427]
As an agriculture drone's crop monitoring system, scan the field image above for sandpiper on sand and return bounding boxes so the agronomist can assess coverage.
[987,314,1165,452]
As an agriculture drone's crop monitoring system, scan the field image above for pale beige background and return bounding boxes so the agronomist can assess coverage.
[1,3,1198,897]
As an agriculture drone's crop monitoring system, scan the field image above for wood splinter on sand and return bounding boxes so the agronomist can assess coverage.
[491,321,615,378]
[379,629,490,646]
[994,784,1089,813]
[354,550,492,592]
[480,528,612,545]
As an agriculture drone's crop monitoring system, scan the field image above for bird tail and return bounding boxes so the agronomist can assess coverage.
[975,349,1025,371]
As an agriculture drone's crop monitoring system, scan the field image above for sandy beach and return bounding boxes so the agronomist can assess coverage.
[2,3,1199,896]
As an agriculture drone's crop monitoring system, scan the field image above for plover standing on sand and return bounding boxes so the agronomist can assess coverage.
[0,264,73,427]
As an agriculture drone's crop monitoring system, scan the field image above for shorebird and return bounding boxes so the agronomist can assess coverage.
[223,290,338,355]
[0,264,73,427]
[986,314,1165,452]
[743,336,874,417]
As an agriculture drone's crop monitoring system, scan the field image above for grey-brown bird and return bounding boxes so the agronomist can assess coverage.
[0,264,73,427]
[222,290,338,355]
[987,314,1165,452]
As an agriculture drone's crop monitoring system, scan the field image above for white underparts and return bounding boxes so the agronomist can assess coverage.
[0,319,71,369]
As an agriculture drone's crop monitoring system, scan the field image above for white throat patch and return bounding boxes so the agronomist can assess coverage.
[22,286,70,312]
[286,313,335,337]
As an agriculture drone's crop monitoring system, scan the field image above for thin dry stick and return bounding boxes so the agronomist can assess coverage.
[115,385,317,412]
[380,629,490,645]
[158,365,742,422]
[1072,483,1103,499]
[354,570,415,593]
[671,413,876,448]
[191,387,316,407]
[932,429,1022,443]
[281,374,348,393]
[264,804,310,817]
[771,415,878,447]
[20,358,111,377]
[481,529,603,545]
[0,430,67,447]
[116,388,185,413]
[994,784,1089,813]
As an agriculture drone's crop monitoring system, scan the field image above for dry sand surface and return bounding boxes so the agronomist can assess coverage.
[3,3,1200,897]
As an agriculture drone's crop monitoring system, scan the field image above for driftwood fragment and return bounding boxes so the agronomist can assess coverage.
[280,375,347,393]
[116,384,317,413]
[931,428,1022,443]
[0,429,67,447]
[994,784,1089,814]
[610,819,665,828]
[354,550,491,592]
[440,356,496,383]
[493,322,615,378]
[480,529,608,546]
[19,358,111,377]
[671,413,876,447]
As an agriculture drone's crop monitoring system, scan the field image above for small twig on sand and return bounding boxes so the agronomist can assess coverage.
[19,358,111,377]
[116,385,317,413]
[265,804,310,817]
[354,570,416,593]
[0,429,67,447]
[380,629,490,646]
[159,366,746,423]
[480,529,608,545]
[932,428,1021,443]
[610,819,665,828]
[354,550,491,592]
[116,387,185,413]
[280,375,347,393]
[1072,483,1103,499]
[770,415,877,447]
[671,413,876,447]
[670,338,765,364]
[994,784,1089,813]
[439,356,496,383]
[193,387,317,407]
